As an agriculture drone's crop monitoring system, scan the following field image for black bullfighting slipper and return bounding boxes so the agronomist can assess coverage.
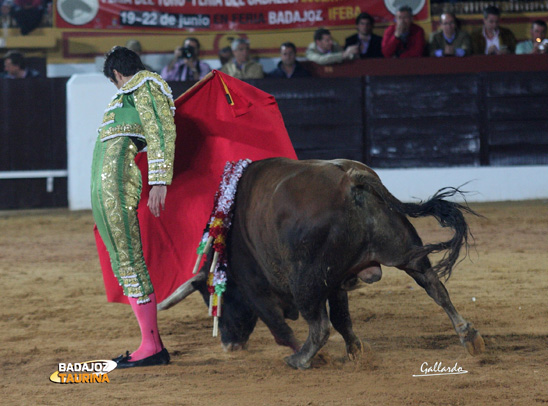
[112,351,130,363]
[115,348,170,369]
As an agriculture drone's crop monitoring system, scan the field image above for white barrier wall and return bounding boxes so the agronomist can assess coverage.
[66,73,548,210]
[67,73,114,210]
[376,166,548,203]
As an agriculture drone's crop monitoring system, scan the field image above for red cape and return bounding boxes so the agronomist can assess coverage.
[95,70,297,304]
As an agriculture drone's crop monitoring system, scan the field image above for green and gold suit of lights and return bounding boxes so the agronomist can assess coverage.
[91,71,176,304]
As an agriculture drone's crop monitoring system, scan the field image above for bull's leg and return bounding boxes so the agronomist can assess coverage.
[328,289,364,360]
[219,280,259,351]
[404,261,485,356]
[244,291,301,352]
[284,302,330,370]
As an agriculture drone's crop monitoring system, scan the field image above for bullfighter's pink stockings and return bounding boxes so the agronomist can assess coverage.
[128,293,164,361]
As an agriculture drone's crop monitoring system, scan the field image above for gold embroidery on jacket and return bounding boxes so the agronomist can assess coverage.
[102,112,115,124]
[100,123,144,140]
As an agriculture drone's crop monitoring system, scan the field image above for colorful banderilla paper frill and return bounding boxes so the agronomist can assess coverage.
[194,159,252,337]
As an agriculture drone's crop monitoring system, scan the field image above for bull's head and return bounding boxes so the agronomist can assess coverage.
[158,267,258,351]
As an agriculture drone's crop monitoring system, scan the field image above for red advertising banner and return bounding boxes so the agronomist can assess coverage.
[55,0,429,31]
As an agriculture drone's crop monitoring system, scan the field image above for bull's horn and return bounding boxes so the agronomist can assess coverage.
[157,272,206,311]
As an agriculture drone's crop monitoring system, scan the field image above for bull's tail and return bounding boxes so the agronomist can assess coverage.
[399,187,478,281]
[348,168,479,281]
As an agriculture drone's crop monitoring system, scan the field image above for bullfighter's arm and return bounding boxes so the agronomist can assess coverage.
[133,79,177,186]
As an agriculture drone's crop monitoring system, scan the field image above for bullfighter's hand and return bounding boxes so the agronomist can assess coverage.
[148,185,167,217]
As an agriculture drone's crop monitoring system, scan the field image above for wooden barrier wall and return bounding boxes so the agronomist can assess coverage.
[253,68,548,168]
[2,65,548,209]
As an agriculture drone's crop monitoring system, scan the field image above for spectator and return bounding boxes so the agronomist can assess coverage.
[2,0,45,35]
[125,39,143,56]
[471,6,516,55]
[2,50,40,78]
[429,11,472,57]
[267,42,310,79]
[125,39,154,72]
[0,0,9,18]
[345,12,383,59]
[161,37,211,81]
[516,20,547,54]
[306,28,358,65]
[218,46,233,67]
[220,38,264,79]
[382,5,425,58]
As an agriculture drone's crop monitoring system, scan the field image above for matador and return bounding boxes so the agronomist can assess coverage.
[91,47,175,368]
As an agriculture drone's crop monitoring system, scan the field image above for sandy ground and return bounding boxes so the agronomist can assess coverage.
[1,200,547,405]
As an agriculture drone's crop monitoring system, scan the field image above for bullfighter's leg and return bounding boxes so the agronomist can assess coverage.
[284,301,331,370]
[328,289,364,360]
[403,257,485,356]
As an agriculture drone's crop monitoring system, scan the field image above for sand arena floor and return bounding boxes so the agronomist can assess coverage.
[1,200,547,405]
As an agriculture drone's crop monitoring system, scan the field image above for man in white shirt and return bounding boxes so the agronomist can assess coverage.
[516,20,547,54]
[471,6,516,55]
[306,28,358,65]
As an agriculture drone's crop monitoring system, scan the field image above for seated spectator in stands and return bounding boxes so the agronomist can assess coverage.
[220,38,264,79]
[345,12,383,59]
[125,39,142,55]
[516,20,547,54]
[2,0,45,35]
[1,50,40,78]
[471,6,516,55]
[267,42,310,78]
[125,39,154,72]
[161,37,211,81]
[0,1,9,17]
[306,28,358,65]
[382,5,426,58]
[429,11,472,57]
[218,46,233,67]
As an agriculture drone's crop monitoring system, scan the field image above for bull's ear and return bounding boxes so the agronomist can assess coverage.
[157,272,206,311]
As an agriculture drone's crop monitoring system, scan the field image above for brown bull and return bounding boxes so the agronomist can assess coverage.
[160,158,485,369]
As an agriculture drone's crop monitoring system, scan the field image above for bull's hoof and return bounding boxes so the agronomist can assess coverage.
[346,339,363,361]
[284,354,311,370]
[221,342,248,352]
[464,329,485,356]
[347,339,371,361]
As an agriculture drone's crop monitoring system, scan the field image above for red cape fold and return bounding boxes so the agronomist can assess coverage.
[95,70,297,304]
